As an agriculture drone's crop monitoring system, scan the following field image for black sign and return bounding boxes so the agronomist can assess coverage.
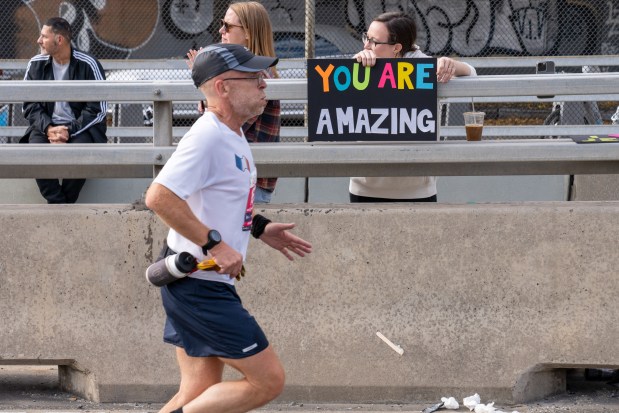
[307,58,438,142]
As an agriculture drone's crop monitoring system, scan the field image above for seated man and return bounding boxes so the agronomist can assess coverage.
[22,17,107,204]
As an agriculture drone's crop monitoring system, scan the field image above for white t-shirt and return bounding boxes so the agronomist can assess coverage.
[154,111,257,284]
[349,50,477,200]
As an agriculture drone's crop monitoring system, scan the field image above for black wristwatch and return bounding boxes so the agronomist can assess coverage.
[202,229,222,254]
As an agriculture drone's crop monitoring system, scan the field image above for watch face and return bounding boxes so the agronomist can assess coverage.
[209,230,221,243]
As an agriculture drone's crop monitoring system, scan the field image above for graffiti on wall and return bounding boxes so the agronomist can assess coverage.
[11,0,159,58]
[602,0,619,54]
[346,0,614,56]
[162,0,213,39]
[346,0,554,56]
[2,0,618,60]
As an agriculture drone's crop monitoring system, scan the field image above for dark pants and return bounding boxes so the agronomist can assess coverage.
[29,128,94,204]
[349,193,437,203]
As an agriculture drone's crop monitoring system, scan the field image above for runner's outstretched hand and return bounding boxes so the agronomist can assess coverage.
[259,222,312,261]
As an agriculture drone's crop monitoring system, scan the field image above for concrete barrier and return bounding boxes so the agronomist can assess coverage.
[573,175,619,200]
[0,203,617,403]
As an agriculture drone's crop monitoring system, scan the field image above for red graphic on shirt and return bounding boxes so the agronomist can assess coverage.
[241,156,256,231]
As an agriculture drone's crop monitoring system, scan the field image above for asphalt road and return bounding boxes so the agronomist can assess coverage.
[1,366,617,412]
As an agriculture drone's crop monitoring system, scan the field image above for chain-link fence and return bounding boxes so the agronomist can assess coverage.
[3,1,617,60]
[1,0,618,141]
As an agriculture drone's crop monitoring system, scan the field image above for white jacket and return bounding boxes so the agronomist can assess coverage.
[349,49,476,200]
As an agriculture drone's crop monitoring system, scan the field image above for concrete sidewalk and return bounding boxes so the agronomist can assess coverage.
[1,390,617,413]
[1,400,619,413]
[0,366,617,413]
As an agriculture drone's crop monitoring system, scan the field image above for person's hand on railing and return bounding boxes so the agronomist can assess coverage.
[436,57,474,82]
[436,57,457,83]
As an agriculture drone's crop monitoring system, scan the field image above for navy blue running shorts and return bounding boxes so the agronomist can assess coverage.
[161,276,269,358]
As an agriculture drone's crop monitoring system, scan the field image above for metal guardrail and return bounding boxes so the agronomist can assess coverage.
[3,73,619,101]
[0,72,618,178]
[2,125,619,140]
[1,55,618,71]
[3,56,616,105]
[2,140,619,178]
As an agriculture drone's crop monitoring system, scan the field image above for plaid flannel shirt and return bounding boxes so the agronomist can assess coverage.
[242,68,280,192]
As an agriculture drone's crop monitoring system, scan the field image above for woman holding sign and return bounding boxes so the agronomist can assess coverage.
[349,11,477,203]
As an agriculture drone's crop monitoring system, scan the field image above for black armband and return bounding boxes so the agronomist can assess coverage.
[251,214,272,239]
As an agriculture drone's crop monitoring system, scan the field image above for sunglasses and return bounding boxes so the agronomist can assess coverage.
[221,19,244,33]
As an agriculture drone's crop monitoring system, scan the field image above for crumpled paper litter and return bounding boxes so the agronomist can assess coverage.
[440,396,459,410]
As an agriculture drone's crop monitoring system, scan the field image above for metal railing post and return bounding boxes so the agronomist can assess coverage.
[304,0,315,202]
[152,100,173,176]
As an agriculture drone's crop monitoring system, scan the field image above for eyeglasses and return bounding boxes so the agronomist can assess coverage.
[221,73,265,87]
[362,33,396,47]
[221,19,244,33]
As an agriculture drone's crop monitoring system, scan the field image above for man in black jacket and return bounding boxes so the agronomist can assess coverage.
[22,17,107,204]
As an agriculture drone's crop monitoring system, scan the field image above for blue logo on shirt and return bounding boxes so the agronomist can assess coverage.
[235,154,251,172]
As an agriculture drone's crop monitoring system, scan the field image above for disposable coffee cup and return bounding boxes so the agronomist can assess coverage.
[463,111,485,141]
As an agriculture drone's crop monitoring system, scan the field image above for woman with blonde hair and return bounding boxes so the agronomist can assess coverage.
[188,1,280,203]
[225,1,278,72]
